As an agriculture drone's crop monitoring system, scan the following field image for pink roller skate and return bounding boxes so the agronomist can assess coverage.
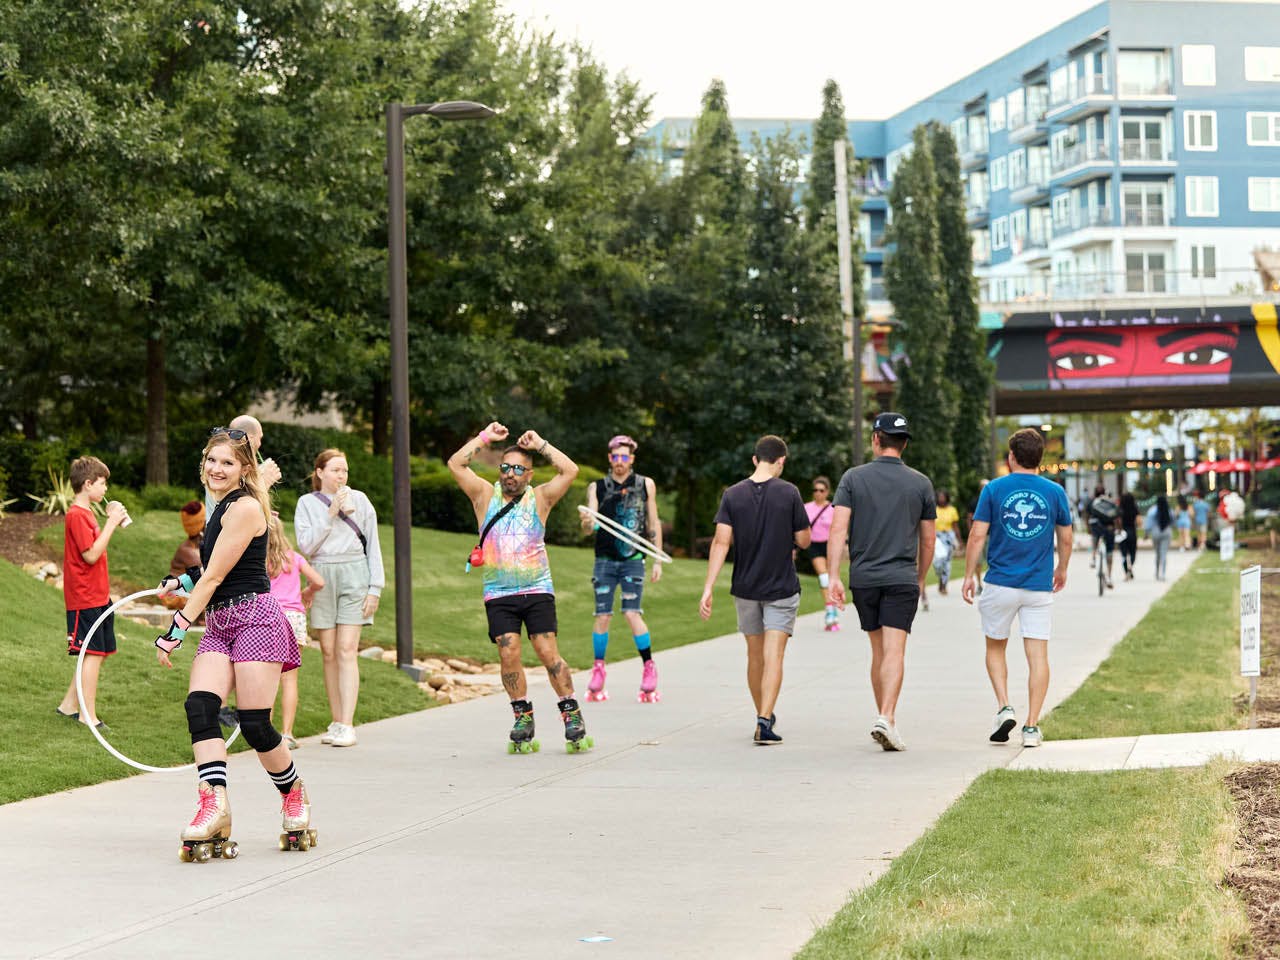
[586,659,608,702]
[637,659,660,703]
[823,608,841,632]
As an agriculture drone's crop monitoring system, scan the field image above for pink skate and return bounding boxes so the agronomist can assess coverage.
[637,659,660,703]
[823,609,841,632]
[586,659,608,702]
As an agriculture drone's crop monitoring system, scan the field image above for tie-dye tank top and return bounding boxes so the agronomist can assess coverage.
[481,483,554,601]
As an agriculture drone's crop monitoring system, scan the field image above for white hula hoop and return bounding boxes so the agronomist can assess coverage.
[578,505,674,564]
[76,588,241,773]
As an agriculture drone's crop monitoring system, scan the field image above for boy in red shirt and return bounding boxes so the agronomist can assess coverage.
[56,456,128,729]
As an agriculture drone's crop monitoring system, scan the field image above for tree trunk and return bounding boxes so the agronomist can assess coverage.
[21,410,37,441]
[371,378,390,456]
[686,476,697,556]
[145,333,169,486]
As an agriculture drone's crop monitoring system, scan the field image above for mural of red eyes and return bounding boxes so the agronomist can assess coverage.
[1046,326,1239,383]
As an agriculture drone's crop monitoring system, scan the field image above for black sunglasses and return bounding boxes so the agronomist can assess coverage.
[209,426,249,442]
[499,463,530,476]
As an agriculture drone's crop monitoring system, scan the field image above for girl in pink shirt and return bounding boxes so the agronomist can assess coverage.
[268,515,325,749]
[804,476,841,631]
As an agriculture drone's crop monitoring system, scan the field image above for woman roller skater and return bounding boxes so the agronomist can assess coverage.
[155,427,316,861]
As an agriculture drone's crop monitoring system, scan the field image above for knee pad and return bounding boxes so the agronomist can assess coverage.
[818,572,830,589]
[185,691,223,745]
[236,708,282,753]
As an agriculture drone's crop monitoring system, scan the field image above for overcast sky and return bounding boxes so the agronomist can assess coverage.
[503,0,1109,120]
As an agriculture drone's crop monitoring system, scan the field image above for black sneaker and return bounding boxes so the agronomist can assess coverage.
[754,716,782,745]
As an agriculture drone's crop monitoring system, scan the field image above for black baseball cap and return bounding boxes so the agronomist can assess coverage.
[873,412,911,438]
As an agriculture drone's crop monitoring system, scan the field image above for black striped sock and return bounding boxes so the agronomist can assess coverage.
[197,761,227,789]
[268,762,298,795]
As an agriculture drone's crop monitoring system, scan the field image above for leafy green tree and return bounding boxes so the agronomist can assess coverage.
[884,126,956,493]
[929,121,992,503]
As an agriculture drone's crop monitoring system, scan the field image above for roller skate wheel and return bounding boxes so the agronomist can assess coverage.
[307,830,318,847]
[221,842,239,860]
[299,833,311,852]
[179,846,193,863]
[278,834,289,851]
[195,843,213,863]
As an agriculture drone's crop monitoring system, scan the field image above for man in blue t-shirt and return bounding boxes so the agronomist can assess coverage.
[961,428,1073,749]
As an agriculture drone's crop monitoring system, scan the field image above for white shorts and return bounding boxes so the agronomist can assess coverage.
[978,583,1054,641]
[284,609,309,647]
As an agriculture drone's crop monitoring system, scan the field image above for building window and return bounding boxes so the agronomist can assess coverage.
[990,96,1006,132]
[1185,176,1219,217]
[1117,49,1172,96]
[1126,250,1168,293]
[1245,47,1280,82]
[992,216,1010,250]
[1190,244,1216,278]
[1051,65,1069,104]
[1184,111,1217,150]
[1006,88,1025,127]
[1123,181,1168,226]
[1249,177,1280,211]
[1121,117,1168,161]
[972,229,991,264]
[1247,112,1280,146]
[1010,209,1027,252]
[990,156,1008,191]
[1181,45,1216,86]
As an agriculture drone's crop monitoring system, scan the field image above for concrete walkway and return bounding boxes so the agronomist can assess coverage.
[5,548,1199,960]
[1009,727,1280,772]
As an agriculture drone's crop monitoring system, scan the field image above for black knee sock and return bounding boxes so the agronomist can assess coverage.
[268,762,298,795]
[639,647,652,663]
[197,761,227,789]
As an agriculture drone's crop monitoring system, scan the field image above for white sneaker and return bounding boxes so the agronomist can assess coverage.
[320,721,341,744]
[330,723,358,747]
[1021,725,1043,748]
[989,705,1017,743]
[870,716,906,752]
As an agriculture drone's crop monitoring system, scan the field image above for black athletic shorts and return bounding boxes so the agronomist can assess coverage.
[805,540,829,562]
[852,583,920,634]
[485,593,558,641]
[67,605,116,656]
[1089,520,1115,553]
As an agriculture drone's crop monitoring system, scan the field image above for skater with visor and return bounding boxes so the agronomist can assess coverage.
[155,427,315,861]
[448,422,591,753]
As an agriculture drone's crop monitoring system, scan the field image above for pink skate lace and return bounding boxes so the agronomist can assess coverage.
[282,785,304,818]
[641,660,657,692]
[190,788,218,828]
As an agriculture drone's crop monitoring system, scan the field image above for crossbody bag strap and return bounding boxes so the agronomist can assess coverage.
[312,492,368,555]
[479,499,519,548]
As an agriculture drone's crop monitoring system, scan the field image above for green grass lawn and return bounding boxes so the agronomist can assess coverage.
[798,763,1250,960]
[1046,553,1246,740]
[41,511,827,668]
[0,558,428,805]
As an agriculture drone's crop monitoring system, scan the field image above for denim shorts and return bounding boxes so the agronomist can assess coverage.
[592,557,646,615]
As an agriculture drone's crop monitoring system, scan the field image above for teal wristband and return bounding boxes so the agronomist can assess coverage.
[178,573,195,592]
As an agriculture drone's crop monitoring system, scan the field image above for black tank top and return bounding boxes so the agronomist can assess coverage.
[201,489,270,603]
[593,473,648,561]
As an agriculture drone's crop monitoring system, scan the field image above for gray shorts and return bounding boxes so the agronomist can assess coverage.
[310,557,373,629]
[733,593,801,636]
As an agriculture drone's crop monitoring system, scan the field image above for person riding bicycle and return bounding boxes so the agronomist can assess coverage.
[1085,484,1120,590]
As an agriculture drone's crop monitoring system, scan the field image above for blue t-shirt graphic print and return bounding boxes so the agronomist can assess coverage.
[975,474,1072,592]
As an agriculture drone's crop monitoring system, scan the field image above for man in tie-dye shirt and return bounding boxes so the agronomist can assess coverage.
[448,422,590,752]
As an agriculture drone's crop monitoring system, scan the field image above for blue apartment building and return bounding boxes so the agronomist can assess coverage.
[646,0,1280,321]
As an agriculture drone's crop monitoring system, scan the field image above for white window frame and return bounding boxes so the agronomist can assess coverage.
[1185,175,1219,217]
[990,96,1006,132]
[1181,44,1216,86]
[1190,244,1216,279]
[991,216,1010,250]
[1010,209,1028,252]
[1249,177,1280,212]
[1247,112,1280,146]
[1245,46,1280,82]
[1184,110,1217,151]
[990,156,1008,191]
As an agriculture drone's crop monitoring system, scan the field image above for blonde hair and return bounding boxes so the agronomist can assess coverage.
[266,513,295,578]
[311,448,347,491]
[200,430,272,523]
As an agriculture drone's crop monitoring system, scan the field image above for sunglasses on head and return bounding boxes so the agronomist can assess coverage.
[209,426,248,442]
[609,452,632,463]
[499,463,530,477]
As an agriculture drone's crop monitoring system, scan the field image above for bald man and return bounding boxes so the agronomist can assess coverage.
[204,415,282,515]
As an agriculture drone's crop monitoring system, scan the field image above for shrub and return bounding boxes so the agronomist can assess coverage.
[105,487,146,519]
[139,484,203,512]
[26,468,75,515]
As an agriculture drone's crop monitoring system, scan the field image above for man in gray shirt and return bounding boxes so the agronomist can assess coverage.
[827,412,936,752]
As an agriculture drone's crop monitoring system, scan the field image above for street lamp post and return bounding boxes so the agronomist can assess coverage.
[386,100,496,680]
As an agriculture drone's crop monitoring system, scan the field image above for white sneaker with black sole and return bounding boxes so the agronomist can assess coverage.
[989,705,1017,743]
[870,716,906,751]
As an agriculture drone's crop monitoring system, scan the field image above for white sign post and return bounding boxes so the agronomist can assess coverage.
[1220,525,1236,561]
[1241,564,1262,728]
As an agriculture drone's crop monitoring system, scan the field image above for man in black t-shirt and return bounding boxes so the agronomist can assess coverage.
[827,412,936,752]
[701,435,811,745]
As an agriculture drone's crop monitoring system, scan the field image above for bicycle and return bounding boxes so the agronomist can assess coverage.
[1094,535,1107,596]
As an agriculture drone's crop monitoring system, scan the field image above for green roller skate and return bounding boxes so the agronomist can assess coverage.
[507,699,539,754]
[559,697,594,753]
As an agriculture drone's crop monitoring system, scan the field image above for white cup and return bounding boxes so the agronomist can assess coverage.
[109,501,132,528]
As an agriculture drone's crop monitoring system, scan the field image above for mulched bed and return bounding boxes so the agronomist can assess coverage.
[0,513,60,566]
[1226,764,1280,959]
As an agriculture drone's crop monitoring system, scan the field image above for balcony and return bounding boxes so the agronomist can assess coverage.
[959,132,989,170]
[979,267,1264,305]
[1119,139,1173,166]
[1051,140,1112,185]
[965,195,990,224]
[1009,166,1050,204]
[865,280,887,301]
[1116,76,1173,99]
[1047,74,1112,122]
[1122,206,1171,227]
[1052,205,1114,237]
[1008,103,1049,143]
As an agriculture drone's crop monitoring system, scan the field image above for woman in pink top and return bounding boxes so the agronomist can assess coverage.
[804,476,841,631]
[268,515,325,749]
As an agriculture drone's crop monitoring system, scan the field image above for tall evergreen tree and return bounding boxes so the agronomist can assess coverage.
[884,125,956,493]
[929,121,993,504]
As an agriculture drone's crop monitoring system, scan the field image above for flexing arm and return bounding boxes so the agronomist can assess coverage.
[448,422,509,509]
[523,431,579,520]
[961,520,990,604]
[645,477,663,582]
[826,506,852,608]
[699,523,734,620]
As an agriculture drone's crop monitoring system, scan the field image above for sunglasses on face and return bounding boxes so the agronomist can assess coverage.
[209,426,248,442]
[609,453,632,463]
[499,463,530,477]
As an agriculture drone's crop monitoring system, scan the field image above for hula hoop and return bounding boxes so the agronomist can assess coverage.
[76,588,241,773]
[578,505,674,564]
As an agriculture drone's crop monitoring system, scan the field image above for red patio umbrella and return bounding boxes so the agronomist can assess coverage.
[1229,458,1253,472]
[1189,461,1212,475]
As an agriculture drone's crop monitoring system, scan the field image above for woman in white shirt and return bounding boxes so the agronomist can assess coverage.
[294,448,384,747]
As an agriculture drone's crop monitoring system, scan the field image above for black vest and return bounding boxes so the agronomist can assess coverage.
[201,489,270,603]
[594,473,649,561]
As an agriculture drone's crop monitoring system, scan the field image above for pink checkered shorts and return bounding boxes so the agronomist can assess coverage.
[197,593,300,672]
